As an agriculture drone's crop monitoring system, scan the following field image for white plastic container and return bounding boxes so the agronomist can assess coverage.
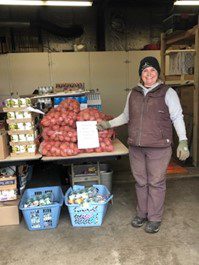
[5,99,12,108]
[25,98,31,106]
[100,170,113,192]
[27,144,36,153]
[26,134,34,141]
[18,134,27,142]
[25,122,33,130]
[17,123,25,130]
[11,135,19,142]
[7,112,15,119]
[11,99,19,108]
[12,145,21,154]
[15,111,24,119]
[23,112,31,118]
[18,98,26,107]
[19,146,26,153]
[9,124,17,130]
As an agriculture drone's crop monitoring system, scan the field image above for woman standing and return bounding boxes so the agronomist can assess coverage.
[97,56,189,233]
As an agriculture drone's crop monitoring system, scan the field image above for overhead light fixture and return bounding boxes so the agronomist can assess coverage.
[174,1,199,5]
[0,0,93,6]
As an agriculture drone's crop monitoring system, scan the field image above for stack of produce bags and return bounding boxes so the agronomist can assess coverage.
[40,98,115,157]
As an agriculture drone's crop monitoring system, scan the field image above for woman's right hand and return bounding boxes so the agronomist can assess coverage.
[96,121,111,131]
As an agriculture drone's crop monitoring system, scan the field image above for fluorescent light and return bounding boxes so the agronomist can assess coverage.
[174,1,199,5]
[0,1,93,6]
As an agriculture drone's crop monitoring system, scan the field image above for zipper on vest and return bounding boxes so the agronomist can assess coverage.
[138,97,146,146]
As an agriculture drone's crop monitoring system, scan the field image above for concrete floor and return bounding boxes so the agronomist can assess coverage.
[0,164,199,265]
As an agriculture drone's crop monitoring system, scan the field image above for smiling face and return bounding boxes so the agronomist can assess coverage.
[141,67,158,88]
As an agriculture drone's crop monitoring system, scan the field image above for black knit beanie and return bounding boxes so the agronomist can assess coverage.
[139,56,161,76]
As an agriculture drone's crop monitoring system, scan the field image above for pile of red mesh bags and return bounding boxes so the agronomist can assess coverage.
[40,98,115,157]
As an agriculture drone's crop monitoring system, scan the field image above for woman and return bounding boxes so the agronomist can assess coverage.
[97,56,190,233]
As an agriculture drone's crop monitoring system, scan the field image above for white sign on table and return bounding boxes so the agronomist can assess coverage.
[76,121,99,149]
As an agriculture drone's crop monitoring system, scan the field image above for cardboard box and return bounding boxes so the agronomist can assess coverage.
[54,82,85,93]
[0,176,17,191]
[0,132,10,159]
[0,197,21,226]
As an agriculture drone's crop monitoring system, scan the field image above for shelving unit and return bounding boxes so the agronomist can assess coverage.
[161,22,199,166]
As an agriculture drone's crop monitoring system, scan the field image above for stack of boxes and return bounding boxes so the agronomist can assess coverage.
[0,175,17,202]
[3,97,38,156]
[87,91,102,111]
[0,174,20,226]
[0,130,10,160]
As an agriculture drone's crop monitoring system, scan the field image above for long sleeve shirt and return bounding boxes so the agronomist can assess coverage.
[109,81,187,141]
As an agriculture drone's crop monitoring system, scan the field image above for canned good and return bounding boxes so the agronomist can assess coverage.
[12,145,21,154]
[4,99,12,108]
[20,146,26,153]
[25,122,33,130]
[25,98,31,106]
[17,123,25,130]
[15,111,24,119]
[11,135,19,142]
[27,144,36,153]
[18,134,26,142]
[10,99,19,108]
[18,98,26,107]
[7,112,15,119]
[23,112,31,118]
[26,134,34,141]
[9,124,17,130]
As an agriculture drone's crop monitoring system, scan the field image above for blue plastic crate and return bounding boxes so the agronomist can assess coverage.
[19,186,64,231]
[65,185,113,227]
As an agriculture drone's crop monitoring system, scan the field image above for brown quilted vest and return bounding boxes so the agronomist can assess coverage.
[128,84,173,147]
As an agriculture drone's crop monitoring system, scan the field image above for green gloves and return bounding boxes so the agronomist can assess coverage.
[177,140,190,161]
[96,121,111,131]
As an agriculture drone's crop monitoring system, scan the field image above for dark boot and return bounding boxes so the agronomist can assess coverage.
[131,216,147,228]
[145,221,161,233]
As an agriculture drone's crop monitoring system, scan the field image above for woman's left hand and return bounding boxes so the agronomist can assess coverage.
[177,140,190,161]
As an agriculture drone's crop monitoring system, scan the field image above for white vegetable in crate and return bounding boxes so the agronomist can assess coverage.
[23,112,32,118]
[9,124,17,130]
[11,99,19,108]
[15,111,24,119]
[12,145,21,154]
[25,122,33,130]
[18,98,26,107]
[7,112,15,119]
[17,123,25,130]
[19,146,26,153]
[18,134,26,142]
[27,144,36,153]
[11,135,18,142]
[26,134,34,141]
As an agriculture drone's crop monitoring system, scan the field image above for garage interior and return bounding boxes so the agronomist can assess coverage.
[0,0,199,264]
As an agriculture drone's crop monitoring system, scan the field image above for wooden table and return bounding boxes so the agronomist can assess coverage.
[0,139,128,166]
[0,154,42,166]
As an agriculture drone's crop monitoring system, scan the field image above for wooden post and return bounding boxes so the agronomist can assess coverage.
[193,26,199,166]
[160,33,166,81]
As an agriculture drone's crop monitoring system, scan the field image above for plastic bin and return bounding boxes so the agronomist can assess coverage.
[100,164,113,192]
[19,186,64,231]
[65,185,113,227]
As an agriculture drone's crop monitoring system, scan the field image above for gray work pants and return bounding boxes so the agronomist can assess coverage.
[129,146,172,221]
